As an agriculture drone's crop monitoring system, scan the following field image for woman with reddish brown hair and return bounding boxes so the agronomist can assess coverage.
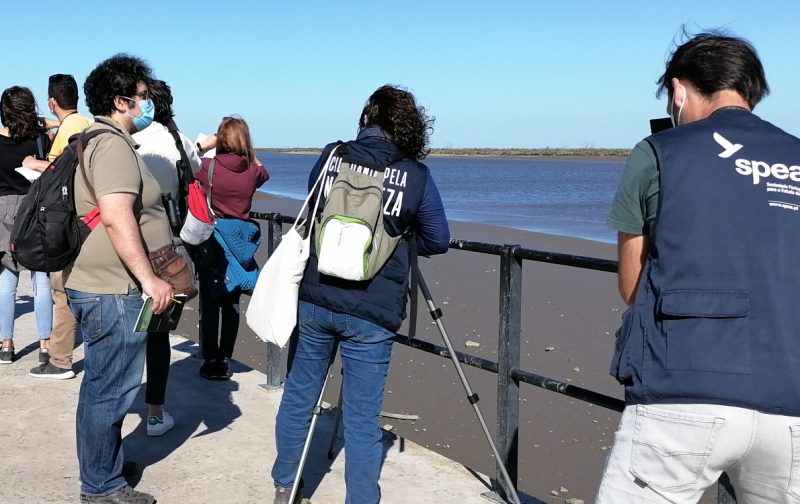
[193,116,268,380]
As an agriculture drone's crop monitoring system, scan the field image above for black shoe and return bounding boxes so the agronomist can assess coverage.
[39,349,50,364]
[0,346,14,364]
[215,357,232,380]
[122,461,141,478]
[29,361,75,379]
[199,358,217,380]
[79,485,155,503]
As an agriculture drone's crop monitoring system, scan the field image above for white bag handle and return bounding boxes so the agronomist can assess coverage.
[293,144,340,234]
[206,158,217,219]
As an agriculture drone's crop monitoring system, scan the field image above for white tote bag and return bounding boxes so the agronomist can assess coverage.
[246,146,339,347]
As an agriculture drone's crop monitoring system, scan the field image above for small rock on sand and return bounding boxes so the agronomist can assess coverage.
[465,340,480,348]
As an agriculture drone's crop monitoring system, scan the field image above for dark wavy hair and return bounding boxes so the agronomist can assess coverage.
[84,54,154,117]
[48,74,79,110]
[1,86,45,142]
[359,85,434,160]
[149,79,174,126]
[657,29,769,109]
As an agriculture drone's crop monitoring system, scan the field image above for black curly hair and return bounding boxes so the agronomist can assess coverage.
[0,86,45,142]
[359,85,434,160]
[84,53,154,117]
[149,79,174,126]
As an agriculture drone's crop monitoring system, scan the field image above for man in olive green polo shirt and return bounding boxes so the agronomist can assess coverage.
[64,54,173,504]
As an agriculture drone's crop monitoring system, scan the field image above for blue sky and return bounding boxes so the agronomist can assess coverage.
[2,1,798,149]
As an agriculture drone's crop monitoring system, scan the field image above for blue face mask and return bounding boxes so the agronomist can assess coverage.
[127,98,155,132]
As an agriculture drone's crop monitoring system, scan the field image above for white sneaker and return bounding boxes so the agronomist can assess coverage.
[146,411,175,437]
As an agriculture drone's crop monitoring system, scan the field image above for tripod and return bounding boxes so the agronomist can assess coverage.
[325,265,523,504]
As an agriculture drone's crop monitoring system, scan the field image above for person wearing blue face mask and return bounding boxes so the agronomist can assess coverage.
[125,94,154,132]
[64,54,173,504]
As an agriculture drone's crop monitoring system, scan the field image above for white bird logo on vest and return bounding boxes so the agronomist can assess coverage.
[713,132,743,158]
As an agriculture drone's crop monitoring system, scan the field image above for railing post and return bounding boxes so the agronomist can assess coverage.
[262,214,284,390]
[717,473,736,503]
[492,244,521,502]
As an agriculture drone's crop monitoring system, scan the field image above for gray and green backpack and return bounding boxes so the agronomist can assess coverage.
[315,149,406,281]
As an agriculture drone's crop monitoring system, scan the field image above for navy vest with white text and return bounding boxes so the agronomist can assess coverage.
[610,108,800,415]
[299,136,427,331]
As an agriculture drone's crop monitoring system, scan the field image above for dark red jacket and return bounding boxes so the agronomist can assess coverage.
[195,153,268,219]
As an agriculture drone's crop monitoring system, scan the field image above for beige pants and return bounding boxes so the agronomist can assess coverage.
[48,271,76,370]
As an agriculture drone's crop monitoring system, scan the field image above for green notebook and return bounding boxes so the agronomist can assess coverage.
[134,294,187,333]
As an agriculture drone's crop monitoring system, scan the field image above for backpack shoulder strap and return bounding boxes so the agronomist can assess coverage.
[168,126,196,183]
[35,133,47,160]
[76,128,127,203]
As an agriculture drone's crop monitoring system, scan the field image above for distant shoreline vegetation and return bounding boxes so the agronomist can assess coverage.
[257,147,628,157]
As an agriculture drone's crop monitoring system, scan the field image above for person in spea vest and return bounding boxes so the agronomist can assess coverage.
[597,31,800,503]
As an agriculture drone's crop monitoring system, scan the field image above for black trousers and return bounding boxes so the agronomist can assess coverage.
[198,270,241,361]
[145,332,170,405]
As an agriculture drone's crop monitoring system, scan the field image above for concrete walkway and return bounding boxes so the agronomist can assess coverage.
[0,275,494,504]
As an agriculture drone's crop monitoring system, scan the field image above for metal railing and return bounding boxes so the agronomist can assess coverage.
[249,211,736,504]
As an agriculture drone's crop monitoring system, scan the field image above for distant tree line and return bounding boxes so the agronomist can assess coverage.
[256,147,628,157]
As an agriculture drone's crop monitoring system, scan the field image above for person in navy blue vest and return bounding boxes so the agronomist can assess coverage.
[597,31,800,503]
[271,85,450,504]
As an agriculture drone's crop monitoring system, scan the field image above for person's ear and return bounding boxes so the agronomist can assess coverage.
[671,78,687,108]
[112,95,130,113]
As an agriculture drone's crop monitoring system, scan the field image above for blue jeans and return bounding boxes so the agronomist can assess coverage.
[272,301,394,504]
[66,287,147,497]
[0,267,52,340]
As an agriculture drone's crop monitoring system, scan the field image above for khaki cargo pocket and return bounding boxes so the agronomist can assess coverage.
[659,289,751,374]
[788,425,800,499]
[630,405,724,491]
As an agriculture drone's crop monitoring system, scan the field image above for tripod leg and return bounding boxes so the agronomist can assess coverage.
[327,370,344,460]
[415,266,523,504]
[288,352,337,504]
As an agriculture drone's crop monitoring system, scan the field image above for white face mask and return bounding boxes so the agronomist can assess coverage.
[670,86,686,127]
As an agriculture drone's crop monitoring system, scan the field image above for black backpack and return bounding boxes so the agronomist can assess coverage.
[10,128,117,272]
